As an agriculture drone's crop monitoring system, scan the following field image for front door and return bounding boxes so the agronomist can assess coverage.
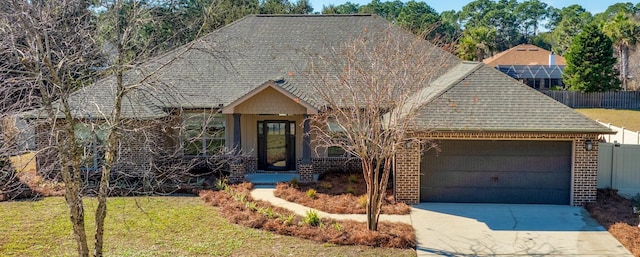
[258,121,295,171]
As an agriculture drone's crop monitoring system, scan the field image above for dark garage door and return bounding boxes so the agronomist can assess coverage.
[420,140,571,204]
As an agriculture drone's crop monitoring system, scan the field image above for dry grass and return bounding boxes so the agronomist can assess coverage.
[575,109,640,132]
[275,183,411,215]
[585,189,640,257]
[8,152,37,173]
[274,171,411,215]
[2,152,63,201]
[200,183,416,249]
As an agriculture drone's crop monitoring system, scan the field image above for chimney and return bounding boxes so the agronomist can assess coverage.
[549,53,556,66]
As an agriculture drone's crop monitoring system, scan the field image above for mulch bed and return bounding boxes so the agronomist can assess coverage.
[273,171,411,215]
[585,189,640,257]
[199,182,416,249]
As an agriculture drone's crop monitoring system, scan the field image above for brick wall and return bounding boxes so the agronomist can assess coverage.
[34,118,175,183]
[572,136,599,205]
[395,131,602,206]
[395,144,421,204]
[309,157,362,174]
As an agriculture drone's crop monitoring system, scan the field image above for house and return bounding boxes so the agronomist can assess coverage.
[28,15,611,206]
[484,44,566,90]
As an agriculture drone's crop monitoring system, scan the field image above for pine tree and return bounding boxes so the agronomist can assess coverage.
[563,24,620,92]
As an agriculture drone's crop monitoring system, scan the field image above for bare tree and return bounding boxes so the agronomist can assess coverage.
[306,26,455,231]
[0,0,230,256]
[0,1,106,254]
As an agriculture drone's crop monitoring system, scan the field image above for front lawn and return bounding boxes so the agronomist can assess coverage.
[575,109,640,132]
[0,196,415,256]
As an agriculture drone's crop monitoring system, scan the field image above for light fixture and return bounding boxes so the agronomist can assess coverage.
[584,140,593,151]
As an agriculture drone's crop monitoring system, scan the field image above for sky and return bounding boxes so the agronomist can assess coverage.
[310,0,633,15]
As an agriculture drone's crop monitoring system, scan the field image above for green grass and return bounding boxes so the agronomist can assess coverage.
[0,196,415,257]
[575,109,640,132]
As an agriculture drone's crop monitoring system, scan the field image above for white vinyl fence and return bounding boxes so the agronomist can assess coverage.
[598,121,640,145]
[598,142,640,197]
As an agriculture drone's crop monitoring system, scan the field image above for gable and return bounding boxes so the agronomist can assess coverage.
[235,86,306,114]
[412,64,611,133]
[483,44,566,67]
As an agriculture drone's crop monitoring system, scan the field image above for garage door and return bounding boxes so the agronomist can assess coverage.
[420,140,571,204]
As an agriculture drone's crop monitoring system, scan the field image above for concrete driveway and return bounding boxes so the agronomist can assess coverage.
[411,203,633,256]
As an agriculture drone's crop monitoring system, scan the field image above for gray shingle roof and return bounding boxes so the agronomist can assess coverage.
[132,14,447,109]
[412,64,612,133]
[69,14,451,116]
[52,14,609,134]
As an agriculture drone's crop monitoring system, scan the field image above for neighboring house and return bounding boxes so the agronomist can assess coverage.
[27,15,612,206]
[484,44,566,90]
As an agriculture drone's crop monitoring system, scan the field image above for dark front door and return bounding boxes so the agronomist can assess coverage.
[258,121,295,171]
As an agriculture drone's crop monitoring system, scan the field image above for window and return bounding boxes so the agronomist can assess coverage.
[327,121,348,157]
[183,112,225,156]
[74,123,108,170]
[327,146,347,157]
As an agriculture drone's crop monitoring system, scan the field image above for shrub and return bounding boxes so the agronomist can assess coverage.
[303,210,321,227]
[319,182,332,190]
[346,186,355,195]
[233,193,247,203]
[280,214,295,225]
[332,222,343,231]
[245,201,258,211]
[347,174,358,184]
[358,195,367,208]
[215,177,229,191]
[306,188,317,199]
[290,177,299,188]
[258,207,276,218]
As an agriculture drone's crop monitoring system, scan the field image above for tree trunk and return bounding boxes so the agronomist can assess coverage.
[364,158,392,231]
[621,45,629,91]
[62,164,90,257]
[476,48,485,62]
[60,97,90,257]
[94,58,125,257]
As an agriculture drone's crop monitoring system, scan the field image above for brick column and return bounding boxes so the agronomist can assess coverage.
[395,143,421,204]
[298,163,314,183]
[229,163,245,183]
[572,135,599,206]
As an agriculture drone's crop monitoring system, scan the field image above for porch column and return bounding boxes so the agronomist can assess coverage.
[233,113,241,152]
[301,114,311,164]
[299,114,314,183]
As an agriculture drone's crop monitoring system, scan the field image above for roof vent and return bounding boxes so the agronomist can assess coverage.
[528,48,539,51]
[516,48,526,51]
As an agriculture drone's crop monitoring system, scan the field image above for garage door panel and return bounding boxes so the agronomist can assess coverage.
[424,155,571,172]
[433,140,572,156]
[420,140,572,204]
[421,187,570,204]
[422,171,570,188]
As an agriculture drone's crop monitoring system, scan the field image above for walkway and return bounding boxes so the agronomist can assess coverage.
[250,188,411,224]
